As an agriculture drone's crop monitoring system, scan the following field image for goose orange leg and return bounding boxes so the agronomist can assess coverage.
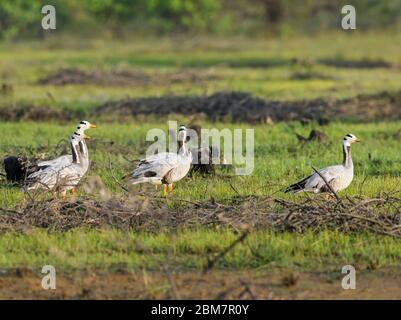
[163,184,167,196]
[169,184,173,193]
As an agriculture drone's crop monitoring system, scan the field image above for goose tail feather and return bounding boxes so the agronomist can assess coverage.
[285,175,311,193]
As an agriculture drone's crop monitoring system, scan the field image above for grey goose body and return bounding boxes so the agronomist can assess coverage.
[285,133,361,194]
[24,121,96,196]
[130,125,192,194]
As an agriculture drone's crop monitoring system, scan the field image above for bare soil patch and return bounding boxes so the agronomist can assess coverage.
[319,58,392,69]
[93,90,401,123]
[1,268,400,299]
[289,71,333,80]
[2,90,400,123]
[37,68,218,87]
[0,104,72,122]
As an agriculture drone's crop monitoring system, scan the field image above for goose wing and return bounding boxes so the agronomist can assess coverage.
[37,155,72,167]
[25,162,81,190]
[131,152,180,184]
[286,165,343,193]
[304,165,343,191]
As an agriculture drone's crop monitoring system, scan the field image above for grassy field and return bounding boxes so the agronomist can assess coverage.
[1,32,401,107]
[1,229,401,272]
[1,120,401,205]
[1,32,401,298]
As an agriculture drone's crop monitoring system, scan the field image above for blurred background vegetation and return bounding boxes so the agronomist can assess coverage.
[1,0,401,40]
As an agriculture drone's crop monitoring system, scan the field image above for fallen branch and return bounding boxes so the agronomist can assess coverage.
[203,230,250,274]
[312,166,341,202]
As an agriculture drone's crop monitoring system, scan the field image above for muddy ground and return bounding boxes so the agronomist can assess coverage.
[0,104,77,122]
[1,268,400,299]
[93,90,401,123]
[36,68,218,87]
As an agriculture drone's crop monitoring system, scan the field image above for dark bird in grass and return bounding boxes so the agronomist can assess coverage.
[190,146,220,175]
[3,156,38,183]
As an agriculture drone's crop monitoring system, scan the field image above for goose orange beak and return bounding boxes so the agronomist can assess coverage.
[90,124,97,128]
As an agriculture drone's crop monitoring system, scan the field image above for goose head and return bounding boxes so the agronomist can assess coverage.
[178,125,187,142]
[75,120,97,139]
[178,125,191,155]
[343,133,361,147]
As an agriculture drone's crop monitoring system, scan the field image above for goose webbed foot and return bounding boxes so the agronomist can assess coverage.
[324,193,336,201]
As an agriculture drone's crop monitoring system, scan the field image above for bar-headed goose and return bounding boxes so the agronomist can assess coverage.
[3,121,96,183]
[129,125,192,194]
[37,121,96,170]
[25,124,96,197]
[285,133,361,194]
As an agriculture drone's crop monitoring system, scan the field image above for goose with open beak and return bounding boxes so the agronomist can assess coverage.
[24,121,96,197]
[3,121,96,184]
[37,121,96,170]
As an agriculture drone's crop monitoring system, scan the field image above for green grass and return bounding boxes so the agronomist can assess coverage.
[1,120,401,272]
[1,32,401,110]
[1,120,401,206]
[0,228,399,272]
[1,32,401,273]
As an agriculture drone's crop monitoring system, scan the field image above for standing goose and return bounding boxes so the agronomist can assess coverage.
[129,125,192,195]
[25,124,96,197]
[285,133,361,194]
[3,121,96,183]
[36,121,96,170]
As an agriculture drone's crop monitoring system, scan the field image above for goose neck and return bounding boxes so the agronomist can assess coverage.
[71,141,80,164]
[178,140,187,155]
[342,142,353,168]
[79,139,90,167]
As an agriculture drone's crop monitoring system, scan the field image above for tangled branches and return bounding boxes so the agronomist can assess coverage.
[0,193,401,237]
